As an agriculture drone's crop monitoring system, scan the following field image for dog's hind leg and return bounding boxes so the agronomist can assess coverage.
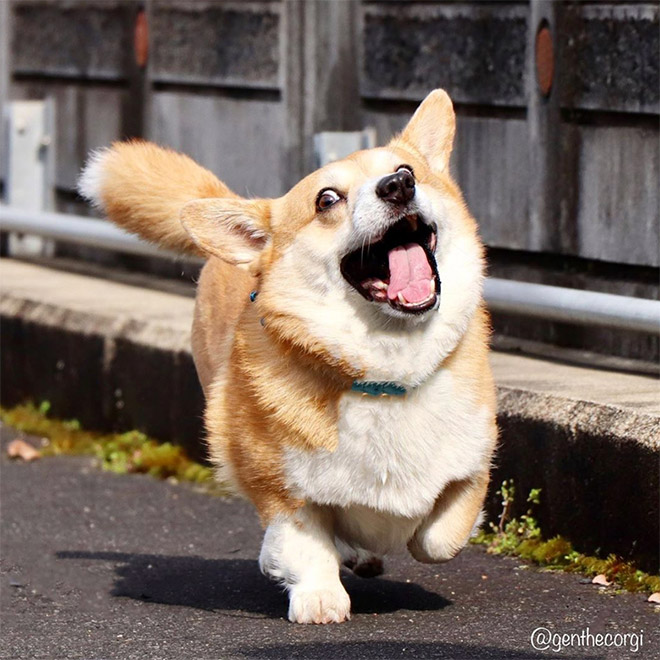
[259,504,351,624]
[337,540,384,578]
[407,471,489,564]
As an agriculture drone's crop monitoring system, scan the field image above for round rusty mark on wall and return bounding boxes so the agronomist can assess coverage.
[535,23,554,97]
[134,10,149,68]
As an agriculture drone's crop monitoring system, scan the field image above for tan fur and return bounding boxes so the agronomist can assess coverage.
[191,258,255,394]
[205,283,365,523]
[182,197,271,265]
[205,311,356,523]
[191,253,364,524]
[408,470,491,563]
[80,91,497,607]
[95,141,236,255]
[446,305,498,417]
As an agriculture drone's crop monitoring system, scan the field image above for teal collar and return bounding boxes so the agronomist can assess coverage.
[351,381,407,397]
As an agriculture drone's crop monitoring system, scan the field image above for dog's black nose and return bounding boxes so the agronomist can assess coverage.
[376,170,415,205]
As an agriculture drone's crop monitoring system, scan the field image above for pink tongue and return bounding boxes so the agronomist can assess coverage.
[387,243,433,303]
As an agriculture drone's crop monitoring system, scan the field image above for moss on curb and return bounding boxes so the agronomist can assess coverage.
[471,480,660,595]
[1,402,229,495]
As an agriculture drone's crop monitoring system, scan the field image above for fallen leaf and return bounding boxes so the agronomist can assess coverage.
[647,592,660,604]
[592,574,612,587]
[7,439,41,462]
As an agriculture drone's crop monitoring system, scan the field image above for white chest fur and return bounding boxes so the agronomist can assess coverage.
[283,370,492,520]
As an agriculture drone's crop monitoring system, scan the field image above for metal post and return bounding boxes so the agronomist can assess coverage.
[5,99,56,256]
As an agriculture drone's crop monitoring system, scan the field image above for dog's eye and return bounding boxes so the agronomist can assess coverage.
[316,189,342,212]
[396,164,415,179]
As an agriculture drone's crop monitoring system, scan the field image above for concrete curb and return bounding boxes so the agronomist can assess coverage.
[1,293,205,461]
[1,258,658,571]
[494,387,659,572]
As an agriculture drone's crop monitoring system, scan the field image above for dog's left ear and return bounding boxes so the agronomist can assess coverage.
[394,89,456,174]
[180,197,271,267]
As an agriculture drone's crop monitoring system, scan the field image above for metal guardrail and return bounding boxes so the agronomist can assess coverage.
[2,205,659,334]
[0,206,173,259]
[483,279,659,335]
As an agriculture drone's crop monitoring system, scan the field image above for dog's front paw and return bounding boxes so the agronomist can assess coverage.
[407,530,466,564]
[288,584,351,624]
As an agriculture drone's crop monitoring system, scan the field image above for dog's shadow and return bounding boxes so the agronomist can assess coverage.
[56,551,450,617]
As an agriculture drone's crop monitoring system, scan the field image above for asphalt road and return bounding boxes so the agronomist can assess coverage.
[1,424,657,660]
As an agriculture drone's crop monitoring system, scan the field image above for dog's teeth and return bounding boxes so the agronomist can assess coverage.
[363,279,388,292]
[398,292,407,305]
[408,215,418,231]
[430,279,435,293]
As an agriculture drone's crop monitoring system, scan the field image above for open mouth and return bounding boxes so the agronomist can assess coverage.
[340,215,440,314]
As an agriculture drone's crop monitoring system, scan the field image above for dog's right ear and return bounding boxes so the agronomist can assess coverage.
[181,198,271,267]
[395,89,456,174]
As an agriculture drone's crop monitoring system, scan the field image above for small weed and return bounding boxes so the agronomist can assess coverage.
[1,402,229,495]
[472,479,660,595]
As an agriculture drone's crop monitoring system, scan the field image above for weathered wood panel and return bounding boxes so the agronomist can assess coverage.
[151,1,281,89]
[150,91,286,198]
[359,104,408,146]
[361,3,528,106]
[453,117,531,250]
[6,0,659,273]
[12,82,125,191]
[361,2,658,115]
[562,4,659,115]
[298,0,361,172]
[11,0,133,80]
[575,123,659,267]
[526,1,563,253]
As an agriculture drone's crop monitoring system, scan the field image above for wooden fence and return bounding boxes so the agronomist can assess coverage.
[1,0,658,358]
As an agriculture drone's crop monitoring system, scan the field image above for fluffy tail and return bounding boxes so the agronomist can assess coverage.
[78,140,236,255]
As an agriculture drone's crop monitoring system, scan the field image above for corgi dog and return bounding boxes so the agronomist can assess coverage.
[79,89,497,624]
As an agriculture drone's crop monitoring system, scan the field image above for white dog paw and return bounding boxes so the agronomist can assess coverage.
[288,585,351,624]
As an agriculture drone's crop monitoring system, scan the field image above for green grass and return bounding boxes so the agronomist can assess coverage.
[471,479,660,595]
[1,401,228,495]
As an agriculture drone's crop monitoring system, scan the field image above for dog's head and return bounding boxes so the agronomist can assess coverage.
[182,90,484,385]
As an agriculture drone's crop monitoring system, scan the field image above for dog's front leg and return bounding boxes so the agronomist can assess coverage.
[408,471,489,563]
[259,504,350,624]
